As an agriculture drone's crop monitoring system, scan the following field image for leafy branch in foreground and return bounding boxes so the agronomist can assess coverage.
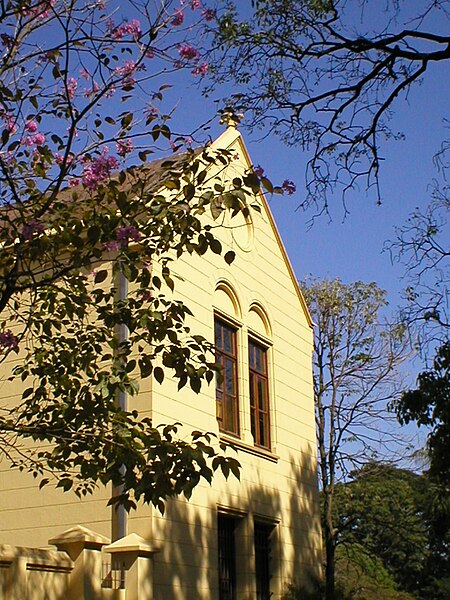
[0,0,260,509]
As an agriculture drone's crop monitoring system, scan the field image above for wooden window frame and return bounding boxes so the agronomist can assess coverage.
[215,316,240,436]
[248,338,271,449]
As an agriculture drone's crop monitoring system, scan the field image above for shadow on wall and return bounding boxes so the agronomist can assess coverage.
[151,447,322,600]
[0,450,322,599]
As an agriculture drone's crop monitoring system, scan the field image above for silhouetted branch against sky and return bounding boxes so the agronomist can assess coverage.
[206,0,450,214]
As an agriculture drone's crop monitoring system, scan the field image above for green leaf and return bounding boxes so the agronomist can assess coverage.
[190,376,201,394]
[210,239,222,254]
[183,183,195,201]
[224,251,236,265]
[87,225,101,244]
[121,113,133,128]
[261,177,273,193]
[154,367,164,384]
[94,270,108,284]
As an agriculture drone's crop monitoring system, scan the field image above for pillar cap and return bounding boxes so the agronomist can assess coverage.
[49,525,110,550]
[104,533,159,557]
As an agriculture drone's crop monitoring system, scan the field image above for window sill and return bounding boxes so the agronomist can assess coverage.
[220,435,279,463]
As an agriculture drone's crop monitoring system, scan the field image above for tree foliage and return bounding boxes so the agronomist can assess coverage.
[394,342,450,485]
[207,0,450,211]
[0,0,266,510]
[333,463,450,600]
[300,278,408,600]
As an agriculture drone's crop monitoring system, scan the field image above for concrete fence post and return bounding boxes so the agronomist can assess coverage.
[49,525,110,600]
[104,533,159,600]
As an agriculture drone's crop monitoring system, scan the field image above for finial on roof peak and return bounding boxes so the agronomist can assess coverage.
[219,107,244,129]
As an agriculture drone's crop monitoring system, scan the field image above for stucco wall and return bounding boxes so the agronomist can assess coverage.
[0,127,322,598]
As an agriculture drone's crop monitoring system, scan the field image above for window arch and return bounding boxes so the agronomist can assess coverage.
[214,280,242,320]
[248,303,271,339]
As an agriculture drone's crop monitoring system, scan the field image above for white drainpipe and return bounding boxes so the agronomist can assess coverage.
[112,269,128,541]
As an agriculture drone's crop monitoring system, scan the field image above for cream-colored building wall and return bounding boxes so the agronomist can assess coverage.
[126,128,322,598]
[0,126,322,597]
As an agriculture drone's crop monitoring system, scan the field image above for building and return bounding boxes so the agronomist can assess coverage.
[0,122,322,599]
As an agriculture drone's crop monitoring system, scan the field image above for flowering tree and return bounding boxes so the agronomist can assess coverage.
[0,0,266,511]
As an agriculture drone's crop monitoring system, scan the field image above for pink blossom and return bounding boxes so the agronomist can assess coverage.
[103,240,119,252]
[281,179,296,195]
[178,44,200,61]
[84,81,101,98]
[67,77,78,99]
[116,139,133,157]
[108,18,142,40]
[22,0,55,19]
[21,132,45,146]
[115,225,142,248]
[82,152,119,190]
[22,220,45,241]
[202,8,216,21]
[55,152,74,165]
[33,133,45,146]
[3,115,17,134]
[24,120,38,133]
[145,105,158,118]
[172,9,184,26]
[68,178,80,187]
[115,60,138,85]
[0,330,19,352]
[79,68,90,80]
[192,61,209,77]
[190,0,201,8]
[125,19,142,39]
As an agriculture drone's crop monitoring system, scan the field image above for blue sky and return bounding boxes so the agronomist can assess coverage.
[160,2,449,386]
[172,44,447,309]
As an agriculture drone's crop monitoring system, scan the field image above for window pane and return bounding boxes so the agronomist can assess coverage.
[224,396,236,433]
[215,320,222,348]
[259,415,266,447]
[225,359,236,395]
[254,523,272,600]
[257,378,266,410]
[223,328,233,353]
[215,318,239,435]
[218,515,237,600]
[255,346,264,373]
[249,339,270,448]
[249,341,266,374]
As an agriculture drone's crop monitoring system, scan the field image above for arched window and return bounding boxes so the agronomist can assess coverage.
[248,305,271,449]
[215,317,239,436]
[214,281,241,436]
